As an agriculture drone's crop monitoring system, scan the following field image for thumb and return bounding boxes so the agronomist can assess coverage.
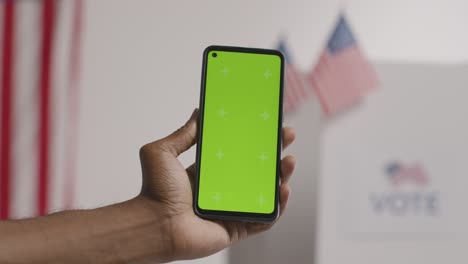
[160,109,199,156]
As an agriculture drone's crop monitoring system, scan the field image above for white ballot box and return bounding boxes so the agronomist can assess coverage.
[317,63,468,263]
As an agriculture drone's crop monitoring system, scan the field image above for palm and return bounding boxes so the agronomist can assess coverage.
[148,150,253,259]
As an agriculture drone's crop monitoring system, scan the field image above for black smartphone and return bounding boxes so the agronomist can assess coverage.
[194,45,284,222]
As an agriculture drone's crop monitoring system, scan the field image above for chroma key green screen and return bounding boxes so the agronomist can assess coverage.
[198,49,282,214]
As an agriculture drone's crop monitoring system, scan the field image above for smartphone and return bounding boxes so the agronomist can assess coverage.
[194,45,284,222]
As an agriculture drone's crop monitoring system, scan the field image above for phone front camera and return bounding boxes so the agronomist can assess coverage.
[212,52,218,58]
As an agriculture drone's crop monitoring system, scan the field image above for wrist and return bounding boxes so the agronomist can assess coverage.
[75,196,176,263]
[126,196,176,263]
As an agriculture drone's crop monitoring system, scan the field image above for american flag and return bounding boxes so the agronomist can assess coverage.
[0,0,83,219]
[307,15,379,116]
[386,162,429,186]
[277,39,311,113]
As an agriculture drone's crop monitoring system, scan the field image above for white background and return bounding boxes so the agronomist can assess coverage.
[77,0,468,263]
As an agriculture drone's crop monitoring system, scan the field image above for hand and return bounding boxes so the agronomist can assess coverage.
[138,109,296,262]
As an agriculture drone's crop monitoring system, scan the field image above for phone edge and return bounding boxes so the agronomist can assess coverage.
[193,45,285,223]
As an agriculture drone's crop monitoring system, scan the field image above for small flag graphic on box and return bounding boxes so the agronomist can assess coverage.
[277,39,311,113]
[307,15,379,116]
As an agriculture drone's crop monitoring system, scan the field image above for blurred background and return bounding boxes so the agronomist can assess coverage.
[1,0,468,263]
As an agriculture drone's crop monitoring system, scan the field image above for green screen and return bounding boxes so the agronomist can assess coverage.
[198,49,282,214]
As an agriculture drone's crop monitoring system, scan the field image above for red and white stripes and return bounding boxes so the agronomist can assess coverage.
[0,0,83,219]
[283,64,311,113]
[307,46,378,116]
[0,0,16,219]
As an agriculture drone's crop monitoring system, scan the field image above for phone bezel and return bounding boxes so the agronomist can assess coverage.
[194,45,285,223]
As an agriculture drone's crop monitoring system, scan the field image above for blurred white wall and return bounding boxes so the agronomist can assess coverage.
[77,0,468,263]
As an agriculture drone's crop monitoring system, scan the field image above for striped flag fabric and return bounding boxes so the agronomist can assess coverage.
[307,15,379,116]
[0,0,83,219]
[277,39,312,113]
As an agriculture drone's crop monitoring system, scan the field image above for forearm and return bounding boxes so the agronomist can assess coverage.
[0,197,173,264]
